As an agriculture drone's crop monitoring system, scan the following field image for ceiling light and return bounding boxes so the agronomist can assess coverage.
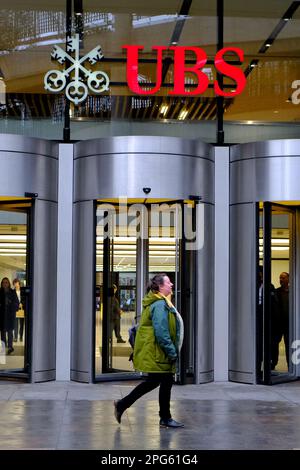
[0,248,26,252]
[0,253,25,256]
[74,0,83,15]
[0,243,26,247]
[160,104,169,116]
[271,247,289,251]
[178,109,188,120]
[0,235,26,241]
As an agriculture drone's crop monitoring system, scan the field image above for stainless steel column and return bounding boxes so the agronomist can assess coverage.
[0,134,58,382]
[230,139,300,383]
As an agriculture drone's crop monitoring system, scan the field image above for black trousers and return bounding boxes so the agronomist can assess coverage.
[119,373,173,420]
[14,318,25,341]
[111,318,121,339]
[1,329,13,349]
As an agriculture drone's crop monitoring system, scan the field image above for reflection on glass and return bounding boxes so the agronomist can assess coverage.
[148,203,178,306]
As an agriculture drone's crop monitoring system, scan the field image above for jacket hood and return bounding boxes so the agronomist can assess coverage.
[142,290,163,308]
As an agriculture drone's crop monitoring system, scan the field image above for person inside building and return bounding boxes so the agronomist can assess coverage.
[276,272,289,367]
[111,284,126,343]
[257,266,280,372]
[0,277,19,354]
[113,273,184,428]
[13,278,25,343]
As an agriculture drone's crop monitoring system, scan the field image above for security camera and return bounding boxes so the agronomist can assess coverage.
[143,187,151,194]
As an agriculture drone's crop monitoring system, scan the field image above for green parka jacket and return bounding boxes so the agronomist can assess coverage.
[133,290,180,373]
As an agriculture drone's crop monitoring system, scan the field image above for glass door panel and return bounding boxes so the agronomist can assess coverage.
[0,201,31,376]
[148,200,197,384]
[258,202,295,384]
[148,202,178,301]
[95,203,137,375]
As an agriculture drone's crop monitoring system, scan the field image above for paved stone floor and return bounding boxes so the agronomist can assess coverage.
[0,380,300,449]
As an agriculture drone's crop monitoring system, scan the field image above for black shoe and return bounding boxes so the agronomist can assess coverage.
[114,400,124,424]
[117,338,126,343]
[159,418,184,428]
[7,347,14,355]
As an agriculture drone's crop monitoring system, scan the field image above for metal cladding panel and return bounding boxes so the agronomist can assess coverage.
[31,200,57,382]
[231,139,300,161]
[71,201,94,382]
[196,203,214,383]
[74,136,214,203]
[230,139,300,204]
[229,203,256,384]
[0,134,58,201]
[74,136,214,160]
[0,134,57,156]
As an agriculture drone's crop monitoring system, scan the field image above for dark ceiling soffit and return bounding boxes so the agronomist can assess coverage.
[162,0,193,81]
[259,1,300,53]
[244,1,300,78]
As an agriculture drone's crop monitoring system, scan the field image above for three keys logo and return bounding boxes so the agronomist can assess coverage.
[44,34,109,105]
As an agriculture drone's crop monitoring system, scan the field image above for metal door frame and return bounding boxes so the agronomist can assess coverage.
[258,201,296,385]
[0,199,33,381]
[93,199,197,383]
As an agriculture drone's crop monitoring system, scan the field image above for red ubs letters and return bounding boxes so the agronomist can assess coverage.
[122,45,246,97]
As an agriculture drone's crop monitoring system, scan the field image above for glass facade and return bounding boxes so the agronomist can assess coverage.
[0,1,299,142]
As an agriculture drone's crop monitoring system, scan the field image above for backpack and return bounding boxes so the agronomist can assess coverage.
[128,323,138,361]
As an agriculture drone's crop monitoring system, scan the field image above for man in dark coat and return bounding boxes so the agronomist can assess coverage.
[110,284,125,343]
[257,267,280,372]
[0,277,19,354]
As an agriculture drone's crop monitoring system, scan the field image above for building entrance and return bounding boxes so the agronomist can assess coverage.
[94,199,198,383]
[0,199,32,379]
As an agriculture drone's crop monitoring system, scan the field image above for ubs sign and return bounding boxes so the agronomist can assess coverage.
[44,36,246,104]
[123,45,246,97]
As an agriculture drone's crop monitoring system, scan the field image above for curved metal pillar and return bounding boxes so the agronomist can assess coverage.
[72,136,215,383]
[0,134,58,382]
[230,139,300,384]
